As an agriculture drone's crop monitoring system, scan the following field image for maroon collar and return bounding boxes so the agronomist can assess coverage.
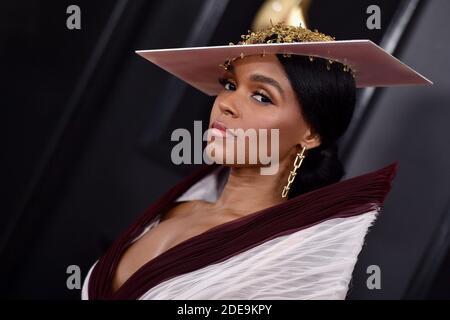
[88,162,398,300]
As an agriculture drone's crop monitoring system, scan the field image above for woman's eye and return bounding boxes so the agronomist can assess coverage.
[225,82,235,90]
[219,78,236,91]
[253,91,273,104]
[218,78,273,105]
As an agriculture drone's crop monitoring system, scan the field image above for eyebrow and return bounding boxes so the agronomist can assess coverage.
[223,64,285,98]
[250,73,285,98]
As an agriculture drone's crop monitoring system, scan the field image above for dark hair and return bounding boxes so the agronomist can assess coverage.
[276,54,356,198]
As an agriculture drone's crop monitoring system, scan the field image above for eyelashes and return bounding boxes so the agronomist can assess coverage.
[218,77,235,90]
[218,77,274,105]
[253,90,273,104]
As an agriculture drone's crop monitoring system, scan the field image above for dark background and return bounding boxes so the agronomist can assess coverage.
[1,0,449,299]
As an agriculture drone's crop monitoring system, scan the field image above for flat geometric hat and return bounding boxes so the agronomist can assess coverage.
[135,22,432,96]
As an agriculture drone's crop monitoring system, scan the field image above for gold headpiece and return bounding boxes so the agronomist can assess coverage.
[235,21,335,45]
[219,21,352,74]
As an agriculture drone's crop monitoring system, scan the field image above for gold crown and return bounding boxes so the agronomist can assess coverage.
[219,21,352,75]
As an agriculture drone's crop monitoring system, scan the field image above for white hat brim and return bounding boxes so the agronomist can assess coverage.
[136,40,432,96]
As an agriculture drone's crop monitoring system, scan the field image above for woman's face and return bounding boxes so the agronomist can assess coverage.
[207,54,320,169]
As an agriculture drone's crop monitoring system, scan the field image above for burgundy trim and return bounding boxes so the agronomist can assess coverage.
[88,161,399,300]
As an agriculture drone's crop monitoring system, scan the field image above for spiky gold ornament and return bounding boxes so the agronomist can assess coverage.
[218,21,352,75]
[235,21,335,45]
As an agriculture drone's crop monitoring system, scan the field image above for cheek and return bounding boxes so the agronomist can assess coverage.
[273,112,303,158]
[231,115,291,162]
[209,100,220,123]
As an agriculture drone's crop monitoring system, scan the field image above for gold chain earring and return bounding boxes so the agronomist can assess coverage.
[281,145,307,198]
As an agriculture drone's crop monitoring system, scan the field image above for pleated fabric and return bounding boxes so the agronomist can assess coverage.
[84,161,398,300]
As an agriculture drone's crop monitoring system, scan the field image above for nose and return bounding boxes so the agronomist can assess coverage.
[218,96,240,118]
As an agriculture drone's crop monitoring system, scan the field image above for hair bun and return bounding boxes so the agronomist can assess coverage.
[319,143,339,158]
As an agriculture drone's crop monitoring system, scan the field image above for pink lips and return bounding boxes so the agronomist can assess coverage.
[210,120,236,138]
[212,120,228,132]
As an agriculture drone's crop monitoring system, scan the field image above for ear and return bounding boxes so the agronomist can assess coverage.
[299,127,321,149]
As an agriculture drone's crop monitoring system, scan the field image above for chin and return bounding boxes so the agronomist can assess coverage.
[206,141,262,167]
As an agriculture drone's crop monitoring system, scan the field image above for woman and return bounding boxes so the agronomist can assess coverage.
[82,22,430,300]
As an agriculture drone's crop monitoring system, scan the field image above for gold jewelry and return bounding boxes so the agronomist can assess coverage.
[235,22,335,45]
[281,145,307,198]
[220,21,353,75]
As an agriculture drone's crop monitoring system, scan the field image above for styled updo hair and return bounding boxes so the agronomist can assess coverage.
[276,54,356,198]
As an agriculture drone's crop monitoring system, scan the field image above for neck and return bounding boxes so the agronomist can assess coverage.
[213,155,293,216]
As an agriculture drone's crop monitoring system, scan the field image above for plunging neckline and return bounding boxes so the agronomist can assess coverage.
[110,192,288,296]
